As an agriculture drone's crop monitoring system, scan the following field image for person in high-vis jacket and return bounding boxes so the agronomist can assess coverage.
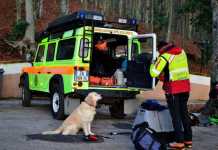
[150,41,192,149]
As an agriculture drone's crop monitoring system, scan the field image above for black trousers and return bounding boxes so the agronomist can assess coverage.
[166,92,192,143]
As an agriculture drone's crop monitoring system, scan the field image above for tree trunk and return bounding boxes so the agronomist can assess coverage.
[202,0,218,116]
[38,0,43,18]
[119,0,123,16]
[166,0,173,42]
[23,0,35,51]
[60,0,69,16]
[210,0,218,91]
[33,0,43,19]
[150,0,154,32]
[16,0,23,22]
[188,13,193,40]
[144,0,149,24]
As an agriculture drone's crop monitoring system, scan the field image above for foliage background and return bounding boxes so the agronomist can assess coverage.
[0,0,212,75]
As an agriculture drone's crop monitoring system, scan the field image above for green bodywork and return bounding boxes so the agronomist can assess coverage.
[27,26,141,95]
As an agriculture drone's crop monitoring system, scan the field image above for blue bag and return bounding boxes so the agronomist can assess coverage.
[140,99,166,111]
[131,122,166,150]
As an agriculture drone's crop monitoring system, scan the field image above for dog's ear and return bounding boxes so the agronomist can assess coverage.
[85,93,92,102]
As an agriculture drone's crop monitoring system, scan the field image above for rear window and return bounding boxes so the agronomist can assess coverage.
[46,43,56,61]
[56,38,75,60]
[35,45,45,62]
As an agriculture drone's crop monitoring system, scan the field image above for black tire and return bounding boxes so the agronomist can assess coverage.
[109,100,126,119]
[21,76,32,107]
[50,82,65,120]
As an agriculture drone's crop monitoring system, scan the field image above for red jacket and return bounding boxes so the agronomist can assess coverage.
[159,44,190,94]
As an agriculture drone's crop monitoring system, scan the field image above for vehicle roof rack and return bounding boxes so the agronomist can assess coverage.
[35,10,138,42]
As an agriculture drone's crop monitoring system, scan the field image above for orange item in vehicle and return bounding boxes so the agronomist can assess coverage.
[89,76,101,85]
[95,41,108,51]
[101,77,115,86]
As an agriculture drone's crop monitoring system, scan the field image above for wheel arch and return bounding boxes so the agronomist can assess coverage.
[19,73,29,87]
[49,74,64,93]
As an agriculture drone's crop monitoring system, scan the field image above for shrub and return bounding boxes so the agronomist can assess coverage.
[8,20,28,41]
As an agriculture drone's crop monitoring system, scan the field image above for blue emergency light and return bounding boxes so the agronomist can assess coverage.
[78,11,86,19]
[77,10,104,21]
[129,18,137,25]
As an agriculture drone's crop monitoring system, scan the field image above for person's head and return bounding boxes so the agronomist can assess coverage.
[157,41,169,51]
[157,41,176,55]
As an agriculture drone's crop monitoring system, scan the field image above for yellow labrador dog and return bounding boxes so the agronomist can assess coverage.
[43,92,102,136]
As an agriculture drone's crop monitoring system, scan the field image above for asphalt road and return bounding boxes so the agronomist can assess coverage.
[0,100,218,150]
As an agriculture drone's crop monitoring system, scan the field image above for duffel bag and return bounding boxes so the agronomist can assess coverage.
[131,122,166,150]
[89,76,101,85]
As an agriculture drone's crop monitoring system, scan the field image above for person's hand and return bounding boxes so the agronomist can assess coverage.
[151,59,156,64]
[158,73,165,81]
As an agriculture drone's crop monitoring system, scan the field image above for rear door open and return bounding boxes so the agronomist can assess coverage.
[126,33,157,90]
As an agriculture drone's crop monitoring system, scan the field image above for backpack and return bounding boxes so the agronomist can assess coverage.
[131,122,166,150]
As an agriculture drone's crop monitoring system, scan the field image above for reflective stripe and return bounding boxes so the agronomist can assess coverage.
[168,55,175,63]
[170,68,189,73]
[170,67,189,81]
[151,68,161,75]
[23,66,89,75]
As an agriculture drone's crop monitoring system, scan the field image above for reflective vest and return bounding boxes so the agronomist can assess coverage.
[150,50,189,81]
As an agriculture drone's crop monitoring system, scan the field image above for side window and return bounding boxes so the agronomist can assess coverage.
[80,38,89,58]
[56,38,75,60]
[132,38,153,63]
[46,43,56,61]
[35,45,45,62]
[131,42,139,60]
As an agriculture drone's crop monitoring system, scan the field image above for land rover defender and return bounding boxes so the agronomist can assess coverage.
[20,11,157,119]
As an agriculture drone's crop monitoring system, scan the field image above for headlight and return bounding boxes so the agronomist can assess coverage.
[74,70,89,81]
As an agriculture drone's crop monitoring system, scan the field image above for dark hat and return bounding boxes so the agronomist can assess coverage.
[157,41,169,51]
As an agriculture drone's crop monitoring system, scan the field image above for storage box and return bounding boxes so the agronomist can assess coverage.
[133,108,174,132]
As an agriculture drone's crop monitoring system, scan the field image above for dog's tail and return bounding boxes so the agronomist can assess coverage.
[42,127,63,135]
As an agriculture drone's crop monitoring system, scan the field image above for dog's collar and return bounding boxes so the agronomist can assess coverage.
[85,101,96,108]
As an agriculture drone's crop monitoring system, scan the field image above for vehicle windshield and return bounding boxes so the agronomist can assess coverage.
[131,37,153,62]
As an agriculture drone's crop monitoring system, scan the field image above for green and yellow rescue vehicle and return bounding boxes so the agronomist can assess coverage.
[20,11,157,119]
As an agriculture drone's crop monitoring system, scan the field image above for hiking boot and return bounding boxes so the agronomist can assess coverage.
[168,142,185,150]
[184,141,192,148]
